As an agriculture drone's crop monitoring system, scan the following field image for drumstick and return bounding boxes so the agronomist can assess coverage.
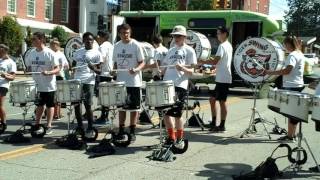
[30,72,42,74]
[251,58,265,70]
[72,63,100,70]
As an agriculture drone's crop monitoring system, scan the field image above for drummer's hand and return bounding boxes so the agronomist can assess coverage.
[175,64,184,72]
[0,72,6,78]
[129,68,137,75]
[263,69,271,75]
[42,70,51,76]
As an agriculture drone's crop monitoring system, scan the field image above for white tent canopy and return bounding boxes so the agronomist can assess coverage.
[17,18,75,33]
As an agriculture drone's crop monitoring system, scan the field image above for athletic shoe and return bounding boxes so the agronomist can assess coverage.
[210,126,226,133]
[130,133,136,142]
[45,127,53,135]
[163,138,174,147]
[174,138,185,149]
[53,116,61,121]
[277,135,295,142]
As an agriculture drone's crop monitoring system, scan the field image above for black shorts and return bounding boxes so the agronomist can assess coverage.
[0,87,8,96]
[36,91,55,107]
[166,87,187,118]
[56,76,63,81]
[210,83,230,101]
[123,87,141,110]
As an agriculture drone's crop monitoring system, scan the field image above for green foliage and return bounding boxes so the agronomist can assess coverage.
[51,26,68,47]
[0,16,24,56]
[131,0,177,11]
[285,0,320,42]
[188,0,213,10]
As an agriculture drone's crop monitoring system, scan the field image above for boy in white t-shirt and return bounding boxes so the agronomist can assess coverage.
[161,25,197,145]
[198,26,233,132]
[72,32,103,136]
[0,44,16,134]
[25,32,60,134]
[151,35,168,80]
[113,24,145,142]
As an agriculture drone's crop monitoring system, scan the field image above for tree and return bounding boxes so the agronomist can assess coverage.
[25,26,33,48]
[285,0,320,42]
[51,26,68,47]
[130,0,177,11]
[188,0,213,10]
[0,16,24,56]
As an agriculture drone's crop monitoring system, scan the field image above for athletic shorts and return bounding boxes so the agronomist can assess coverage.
[0,87,8,97]
[166,87,187,118]
[210,83,230,101]
[36,91,55,107]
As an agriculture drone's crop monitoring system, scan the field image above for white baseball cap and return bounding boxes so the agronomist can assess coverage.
[170,25,187,36]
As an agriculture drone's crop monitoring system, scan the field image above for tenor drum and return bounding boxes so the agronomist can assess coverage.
[10,80,37,103]
[267,89,288,112]
[56,80,82,103]
[145,80,175,108]
[186,30,211,60]
[280,92,311,122]
[233,37,285,83]
[99,81,126,107]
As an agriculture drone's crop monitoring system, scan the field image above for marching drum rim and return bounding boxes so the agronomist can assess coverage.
[56,79,81,84]
[98,81,125,86]
[10,80,35,84]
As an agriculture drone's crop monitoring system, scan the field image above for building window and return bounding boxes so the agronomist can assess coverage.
[90,0,97,4]
[89,12,98,26]
[45,0,53,20]
[7,0,16,14]
[27,0,36,17]
[61,0,69,22]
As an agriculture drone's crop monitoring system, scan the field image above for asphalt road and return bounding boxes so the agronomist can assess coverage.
[1,76,320,180]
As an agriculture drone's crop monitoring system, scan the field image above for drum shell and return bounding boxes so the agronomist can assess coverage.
[56,80,82,103]
[186,30,211,60]
[268,89,288,112]
[280,92,311,122]
[311,96,320,122]
[233,37,285,83]
[10,80,37,103]
[145,80,175,107]
[99,81,126,107]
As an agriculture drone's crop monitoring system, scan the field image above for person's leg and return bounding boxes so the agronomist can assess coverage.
[83,84,94,129]
[119,110,126,134]
[175,117,184,140]
[209,97,217,126]
[74,103,83,127]
[35,92,46,125]
[165,115,175,142]
[219,100,227,129]
[0,95,6,124]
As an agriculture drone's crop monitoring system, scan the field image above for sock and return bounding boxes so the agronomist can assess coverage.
[176,129,184,139]
[211,117,216,126]
[119,124,125,134]
[167,128,176,141]
[129,125,136,134]
[220,120,226,128]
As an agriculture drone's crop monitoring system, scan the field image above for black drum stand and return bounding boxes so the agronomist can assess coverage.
[240,83,272,139]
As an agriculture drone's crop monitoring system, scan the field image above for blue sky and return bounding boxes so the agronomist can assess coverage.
[269,0,289,20]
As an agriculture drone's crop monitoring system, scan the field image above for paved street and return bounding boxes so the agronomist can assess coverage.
[0,75,320,180]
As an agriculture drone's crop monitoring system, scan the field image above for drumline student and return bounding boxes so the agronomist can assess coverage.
[265,36,305,142]
[151,35,168,80]
[198,26,233,132]
[49,38,69,120]
[113,23,145,142]
[25,32,60,135]
[161,25,197,145]
[0,44,16,132]
[72,32,103,137]
[94,31,114,125]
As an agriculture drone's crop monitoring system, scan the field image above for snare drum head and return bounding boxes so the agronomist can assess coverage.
[233,37,285,83]
[186,30,211,60]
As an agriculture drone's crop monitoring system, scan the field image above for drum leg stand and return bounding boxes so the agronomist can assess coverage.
[240,84,271,139]
[66,104,73,134]
[283,122,320,173]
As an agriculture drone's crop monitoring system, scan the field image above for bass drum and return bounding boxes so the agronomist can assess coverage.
[170,30,211,61]
[64,36,100,63]
[233,37,285,83]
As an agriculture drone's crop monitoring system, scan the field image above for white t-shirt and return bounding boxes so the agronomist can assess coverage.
[283,51,305,88]
[99,41,114,76]
[113,39,145,87]
[215,40,233,84]
[73,47,103,85]
[162,44,197,90]
[154,45,168,64]
[0,58,16,89]
[54,50,68,78]
[25,47,59,92]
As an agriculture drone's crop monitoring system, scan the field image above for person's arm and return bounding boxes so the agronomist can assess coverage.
[129,60,145,74]
[43,53,60,76]
[265,65,293,75]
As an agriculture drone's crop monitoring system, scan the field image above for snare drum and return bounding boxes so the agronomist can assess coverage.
[56,80,82,103]
[98,81,126,107]
[186,30,211,60]
[280,92,311,122]
[10,80,37,103]
[145,80,175,108]
[268,89,288,112]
